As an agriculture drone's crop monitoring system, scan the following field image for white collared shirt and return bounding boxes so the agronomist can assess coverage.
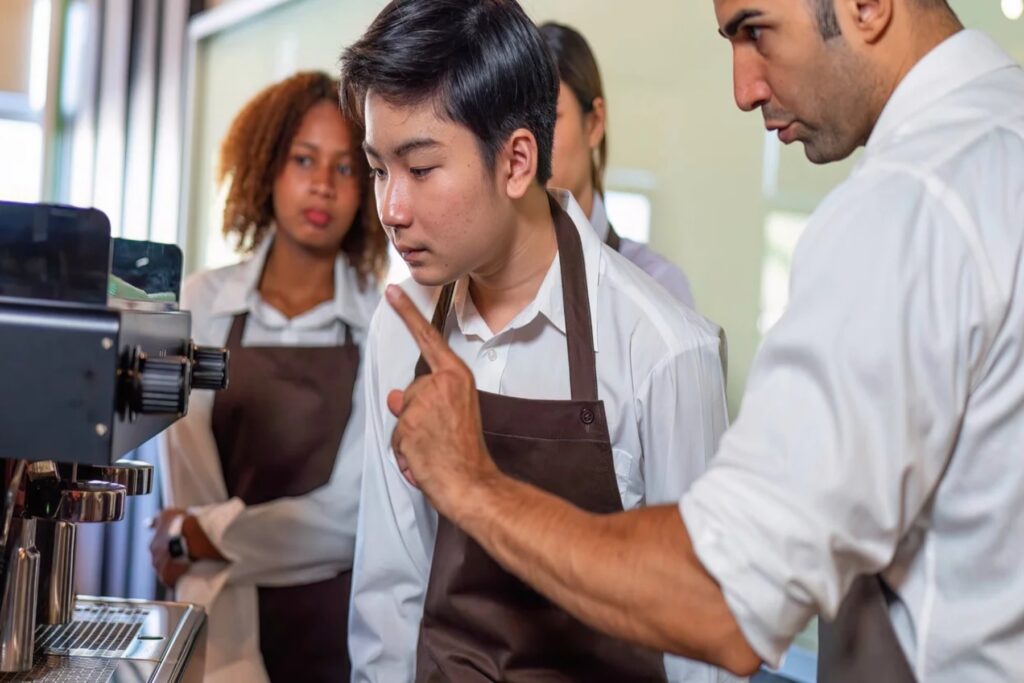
[160,234,380,682]
[681,30,1024,681]
[350,191,737,682]
[590,193,697,309]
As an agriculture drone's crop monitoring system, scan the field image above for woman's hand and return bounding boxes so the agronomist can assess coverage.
[148,508,190,589]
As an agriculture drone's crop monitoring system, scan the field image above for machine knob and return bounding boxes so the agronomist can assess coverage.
[73,460,153,496]
[25,481,125,524]
[131,352,189,416]
[189,343,229,391]
[53,481,125,524]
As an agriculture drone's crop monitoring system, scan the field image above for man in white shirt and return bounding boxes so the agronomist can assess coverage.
[341,1,733,681]
[383,0,1024,681]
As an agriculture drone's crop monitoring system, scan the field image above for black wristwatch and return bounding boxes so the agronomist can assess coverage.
[167,514,191,562]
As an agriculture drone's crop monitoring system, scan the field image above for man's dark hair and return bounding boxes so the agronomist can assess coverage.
[340,0,559,184]
[811,0,954,39]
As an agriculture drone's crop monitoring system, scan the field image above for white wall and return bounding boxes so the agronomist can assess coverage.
[184,0,1022,413]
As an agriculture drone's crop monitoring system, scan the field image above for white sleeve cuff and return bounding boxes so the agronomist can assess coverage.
[679,493,803,669]
[189,497,246,563]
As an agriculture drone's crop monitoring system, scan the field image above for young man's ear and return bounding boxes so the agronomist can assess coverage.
[502,128,540,199]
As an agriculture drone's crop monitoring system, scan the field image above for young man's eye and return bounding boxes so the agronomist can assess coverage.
[410,167,435,179]
[745,25,763,42]
[369,167,386,180]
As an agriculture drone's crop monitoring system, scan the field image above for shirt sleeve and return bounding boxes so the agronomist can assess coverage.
[680,171,997,666]
[636,325,740,683]
[349,307,439,682]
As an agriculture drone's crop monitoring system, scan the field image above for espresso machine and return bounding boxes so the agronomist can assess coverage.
[0,201,228,681]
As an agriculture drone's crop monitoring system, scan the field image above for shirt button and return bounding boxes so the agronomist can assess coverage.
[486,349,498,362]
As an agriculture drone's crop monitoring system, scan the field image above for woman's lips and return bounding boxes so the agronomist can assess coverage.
[303,209,331,228]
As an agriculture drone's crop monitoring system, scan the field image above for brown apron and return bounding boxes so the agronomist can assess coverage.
[413,196,667,682]
[817,575,917,682]
[211,312,359,683]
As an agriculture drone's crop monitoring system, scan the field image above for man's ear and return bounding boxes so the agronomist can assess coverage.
[835,0,894,45]
[501,128,540,200]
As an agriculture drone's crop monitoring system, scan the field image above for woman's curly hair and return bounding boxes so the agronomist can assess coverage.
[217,71,387,286]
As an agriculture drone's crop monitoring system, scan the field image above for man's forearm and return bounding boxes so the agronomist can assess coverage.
[455,471,762,676]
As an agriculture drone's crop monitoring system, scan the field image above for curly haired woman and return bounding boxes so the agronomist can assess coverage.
[151,71,387,683]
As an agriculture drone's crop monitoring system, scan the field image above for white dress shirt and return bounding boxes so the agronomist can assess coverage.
[590,193,697,309]
[161,234,380,683]
[681,30,1024,682]
[350,191,738,683]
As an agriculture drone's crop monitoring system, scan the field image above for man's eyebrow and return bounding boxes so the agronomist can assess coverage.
[363,138,441,160]
[719,9,763,38]
[393,137,440,158]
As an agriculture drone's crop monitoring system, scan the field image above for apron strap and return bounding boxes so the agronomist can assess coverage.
[414,283,456,378]
[225,313,248,348]
[550,194,599,402]
[414,195,599,402]
[605,222,622,252]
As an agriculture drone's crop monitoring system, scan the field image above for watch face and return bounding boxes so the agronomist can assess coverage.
[168,537,185,559]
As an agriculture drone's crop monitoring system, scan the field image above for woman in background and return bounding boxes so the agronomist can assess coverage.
[150,71,386,683]
[542,21,697,309]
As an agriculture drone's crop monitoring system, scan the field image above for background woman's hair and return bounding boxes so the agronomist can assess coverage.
[539,22,607,196]
[217,70,388,285]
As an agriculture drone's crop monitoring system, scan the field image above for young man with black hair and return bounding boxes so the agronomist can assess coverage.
[341,1,735,681]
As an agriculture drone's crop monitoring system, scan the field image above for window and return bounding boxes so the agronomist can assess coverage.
[0,0,51,204]
[759,210,810,334]
[605,190,652,244]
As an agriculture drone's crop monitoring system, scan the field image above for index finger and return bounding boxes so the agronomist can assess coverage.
[385,284,459,372]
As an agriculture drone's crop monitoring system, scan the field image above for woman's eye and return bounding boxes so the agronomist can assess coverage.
[337,164,353,177]
[293,155,313,167]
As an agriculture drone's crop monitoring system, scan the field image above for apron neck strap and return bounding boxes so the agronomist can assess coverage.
[226,313,248,348]
[414,194,599,402]
[605,223,622,252]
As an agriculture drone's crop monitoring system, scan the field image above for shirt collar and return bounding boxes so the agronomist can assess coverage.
[867,30,1015,151]
[208,230,376,329]
[449,190,603,350]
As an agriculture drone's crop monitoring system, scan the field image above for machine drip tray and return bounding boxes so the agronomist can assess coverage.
[0,598,205,683]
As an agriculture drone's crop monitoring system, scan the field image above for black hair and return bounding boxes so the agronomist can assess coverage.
[540,22,607,195]
[340,0,559,184]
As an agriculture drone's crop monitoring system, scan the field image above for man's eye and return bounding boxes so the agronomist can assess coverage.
[410,167,435,179]
[369,167,386,180]
[745,26,763,42]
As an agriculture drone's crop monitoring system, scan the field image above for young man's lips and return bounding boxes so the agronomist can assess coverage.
[400,248,426,261]
[303,209,331,227]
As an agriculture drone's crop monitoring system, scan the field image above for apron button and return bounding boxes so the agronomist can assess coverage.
[580,408,595,425]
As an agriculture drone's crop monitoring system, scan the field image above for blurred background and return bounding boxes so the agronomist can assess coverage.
[0,1,1020,680]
